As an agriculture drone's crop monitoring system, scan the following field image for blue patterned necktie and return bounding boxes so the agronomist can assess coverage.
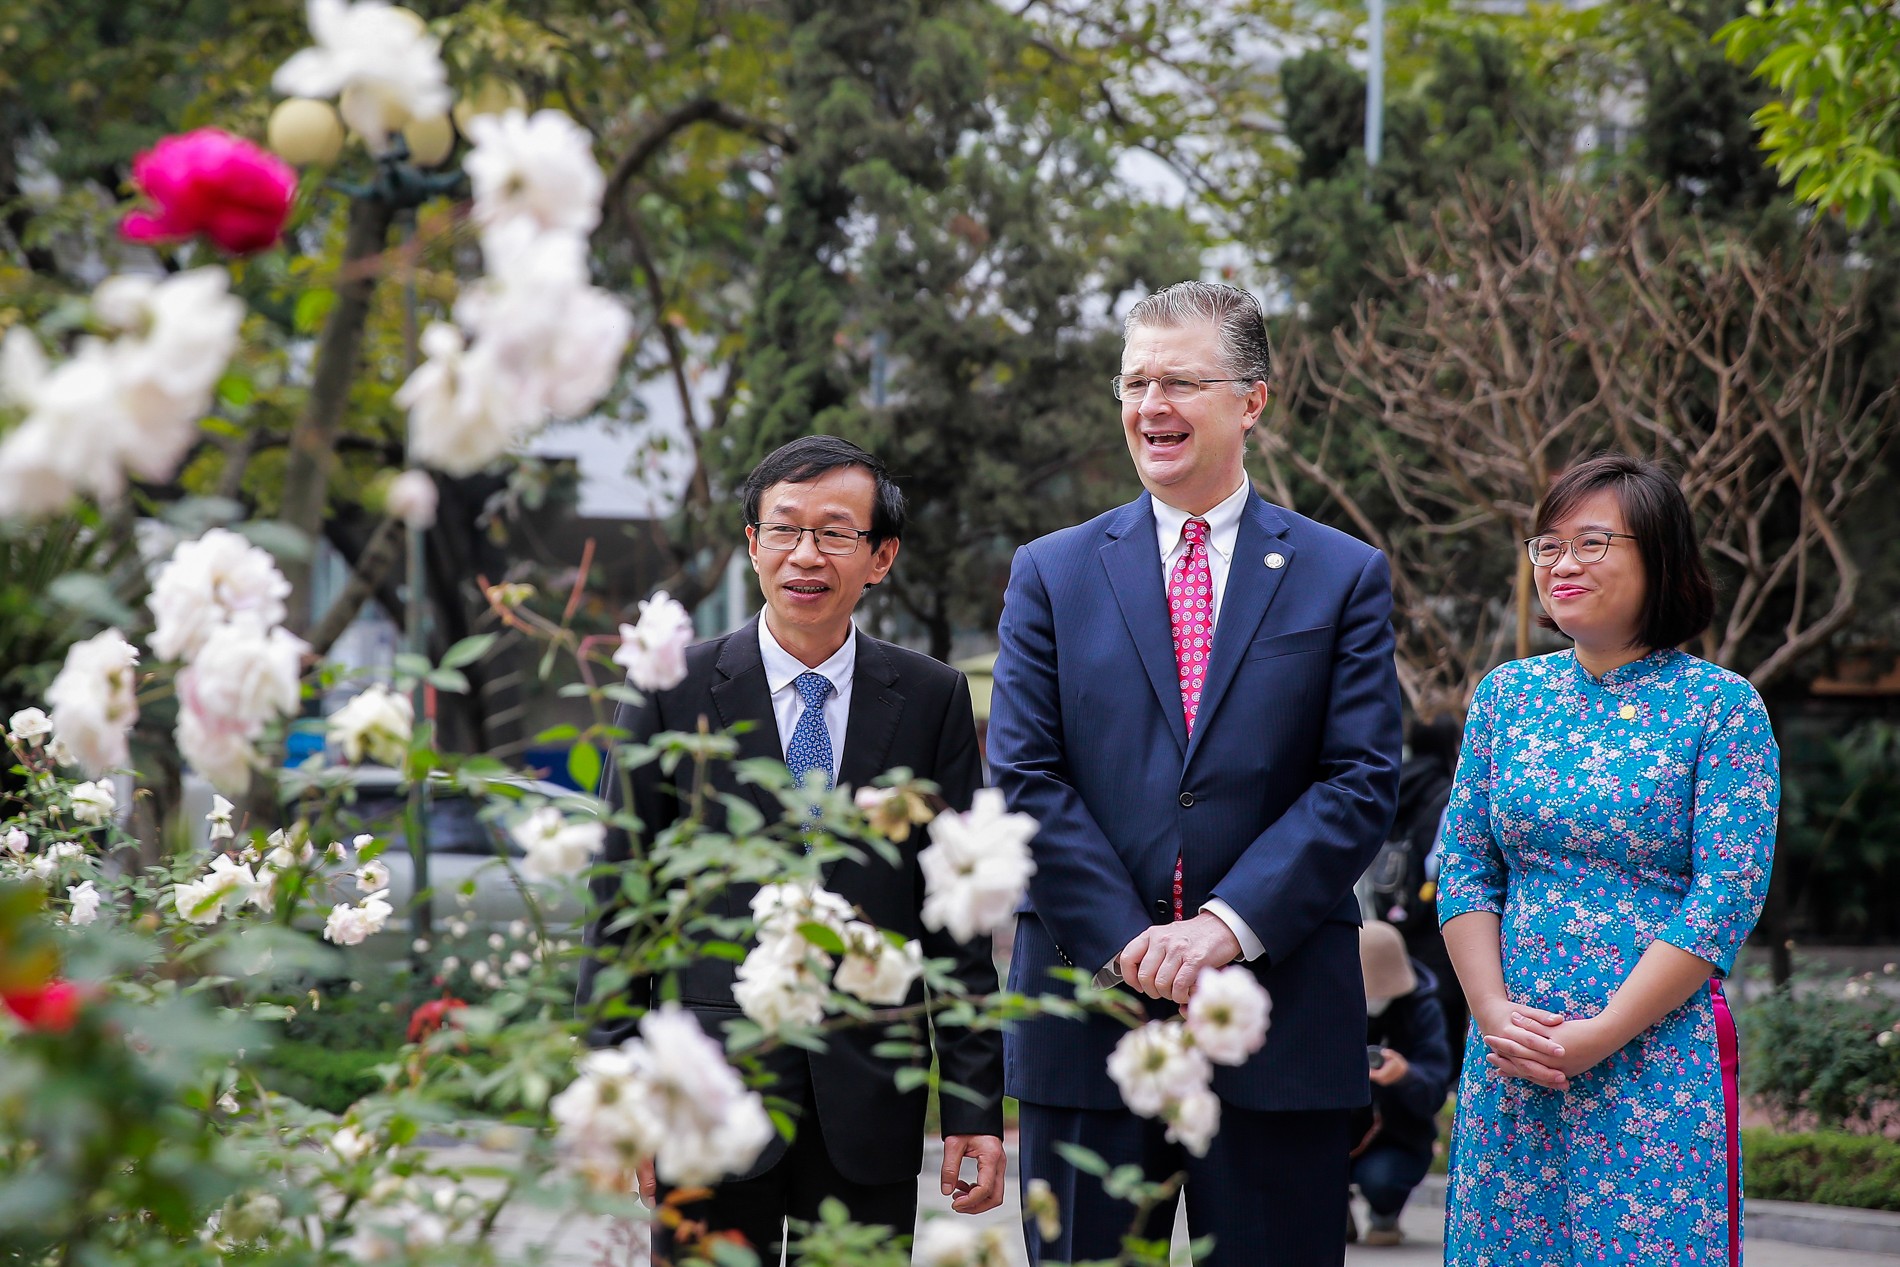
[785,671,836,805]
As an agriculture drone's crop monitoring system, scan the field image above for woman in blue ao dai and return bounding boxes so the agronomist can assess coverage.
[1437,456,1779,1267]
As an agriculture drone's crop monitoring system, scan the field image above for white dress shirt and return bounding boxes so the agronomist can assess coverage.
[1148,481,1265,963]
[759,617,856,771]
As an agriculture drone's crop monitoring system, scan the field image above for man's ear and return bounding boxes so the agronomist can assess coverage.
[864,537,900,587]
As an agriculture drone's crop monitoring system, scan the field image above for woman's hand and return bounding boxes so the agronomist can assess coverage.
[1475,999,1571,1091]
[1513,1011,1625,1079]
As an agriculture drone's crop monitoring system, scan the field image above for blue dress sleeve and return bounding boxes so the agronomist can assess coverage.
[1657,683,1780,975]
[1436,670,1508,924]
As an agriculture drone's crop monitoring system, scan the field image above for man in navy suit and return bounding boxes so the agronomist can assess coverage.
[989,281,1402,1265]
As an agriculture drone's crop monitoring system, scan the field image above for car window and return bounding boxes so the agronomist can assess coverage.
[344,793,520,857]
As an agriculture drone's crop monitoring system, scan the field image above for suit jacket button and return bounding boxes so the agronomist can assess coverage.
[1179,791,1195,807]
[1153,898,1172,921]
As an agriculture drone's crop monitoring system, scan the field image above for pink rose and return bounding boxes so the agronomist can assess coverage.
[120,129,297,256]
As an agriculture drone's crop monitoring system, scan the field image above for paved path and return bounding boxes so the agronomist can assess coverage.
[454,1138,1900,1266]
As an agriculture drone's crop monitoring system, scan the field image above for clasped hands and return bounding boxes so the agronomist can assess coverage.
[1476,999,1623,1091]
[1116,913,1242,1004]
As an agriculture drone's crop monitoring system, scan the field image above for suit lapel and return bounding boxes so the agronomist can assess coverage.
[710,619,786,826]
[830,631,903,886]
[1184,493,1293,767]
[1100,494,1188,757]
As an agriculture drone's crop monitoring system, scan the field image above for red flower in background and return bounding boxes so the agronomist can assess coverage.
[407,994,468,1044]
[1,979,83,1032]
[120,129,297,256]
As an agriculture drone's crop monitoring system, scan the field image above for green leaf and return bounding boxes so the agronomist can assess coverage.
[797,921,846,956]
[293,287,337,335]
[893,1065,930,1093]
[568,740,603,791]
[424,667,470,694]
[1054,1141,1111,1176]
[440,633,497,669]
[46,573,136,627]
[535,723,582,744]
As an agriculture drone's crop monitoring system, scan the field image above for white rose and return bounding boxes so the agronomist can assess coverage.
[463,109,604,238]
[207,794,236,842]
[384,468,437,529]
[100,269,243,482]
[913,1220,1019,1267]
[323,890,392,946]
[833,922,924,1006]
[510,805,604,881]
[397,323,530,477]
[327,685,414,767]
[1165,1085,1222,1157]
[328,1123,374,1163]
[613,590,694,692]
[272,0,452,154]
[635,1006,776,1187]
[732,934,829,1030]
[181,621,306,733]
[147,527,291,663]
[1183,964,1272,1067]
[2,827,25,857]
[7,707,51,745]
[177,706,261,795]
[1106,1019,1211,1119]
[70,780,117,825]
[356,859,391,893]
[67,879,103,925]
[749,881,854,943]
[47,629,141,775]
[918,789,1038,944]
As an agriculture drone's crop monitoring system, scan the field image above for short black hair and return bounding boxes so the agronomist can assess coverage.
[741,436,907,545]
[1533,452,1715,651]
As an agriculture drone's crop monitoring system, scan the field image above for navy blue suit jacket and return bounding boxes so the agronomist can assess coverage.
[990,490,1403,1112]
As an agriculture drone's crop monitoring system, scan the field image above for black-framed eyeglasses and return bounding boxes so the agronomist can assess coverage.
[750,522,874,555]
[1525,531,1636,567]
[1110,374,1258,403]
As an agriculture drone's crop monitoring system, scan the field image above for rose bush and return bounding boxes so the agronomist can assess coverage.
[0,4,1269,1264]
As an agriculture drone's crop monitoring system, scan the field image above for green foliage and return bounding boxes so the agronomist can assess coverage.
[1738,979,1900,1132]
[1742,1127,1900,1211]
[256,1039,391,1114]
[1777,720,1900,941]
[1720,0,1900,228]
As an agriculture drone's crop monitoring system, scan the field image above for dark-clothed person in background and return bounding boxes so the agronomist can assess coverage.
[1348,921,1451,1248]
[578,436,1006,1261]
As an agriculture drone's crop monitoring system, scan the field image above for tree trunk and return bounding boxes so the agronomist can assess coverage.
[281,196,397,635]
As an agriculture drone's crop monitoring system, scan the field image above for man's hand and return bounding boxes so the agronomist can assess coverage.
[1368,1048,1410,1086]
[1117,914,1242,1004]
[636,1157,657,1206]
[941,1133,1007,1214]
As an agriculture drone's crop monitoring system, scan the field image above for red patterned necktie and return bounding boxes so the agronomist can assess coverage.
[1167,516,1213,920]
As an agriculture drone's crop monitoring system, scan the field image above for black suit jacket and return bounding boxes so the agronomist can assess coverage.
[577,618,1004,1186]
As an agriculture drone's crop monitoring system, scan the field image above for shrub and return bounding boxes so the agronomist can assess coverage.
[258,1041,392,1115]
[1738,979,1900,1132]
[1743,1128,1900,1211]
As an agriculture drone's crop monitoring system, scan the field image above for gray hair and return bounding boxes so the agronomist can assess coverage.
[1123,281,1272,390]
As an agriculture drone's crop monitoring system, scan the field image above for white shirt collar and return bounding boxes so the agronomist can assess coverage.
[758,616,857,695]
[1152,479,1252,562]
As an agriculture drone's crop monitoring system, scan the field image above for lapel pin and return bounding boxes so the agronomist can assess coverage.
[1265,552,1286,570]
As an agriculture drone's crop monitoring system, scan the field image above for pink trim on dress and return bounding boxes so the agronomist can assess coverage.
[1711,978,1742,1267]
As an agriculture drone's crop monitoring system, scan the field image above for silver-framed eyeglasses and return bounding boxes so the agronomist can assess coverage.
[1525,531,1636,567]
[1110,374,1256,403]
[751,522,874,555]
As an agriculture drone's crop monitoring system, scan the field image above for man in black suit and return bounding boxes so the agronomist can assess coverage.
[579,436,1006,1260]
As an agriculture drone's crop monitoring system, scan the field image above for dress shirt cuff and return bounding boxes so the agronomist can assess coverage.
[1201,898,1265,962]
